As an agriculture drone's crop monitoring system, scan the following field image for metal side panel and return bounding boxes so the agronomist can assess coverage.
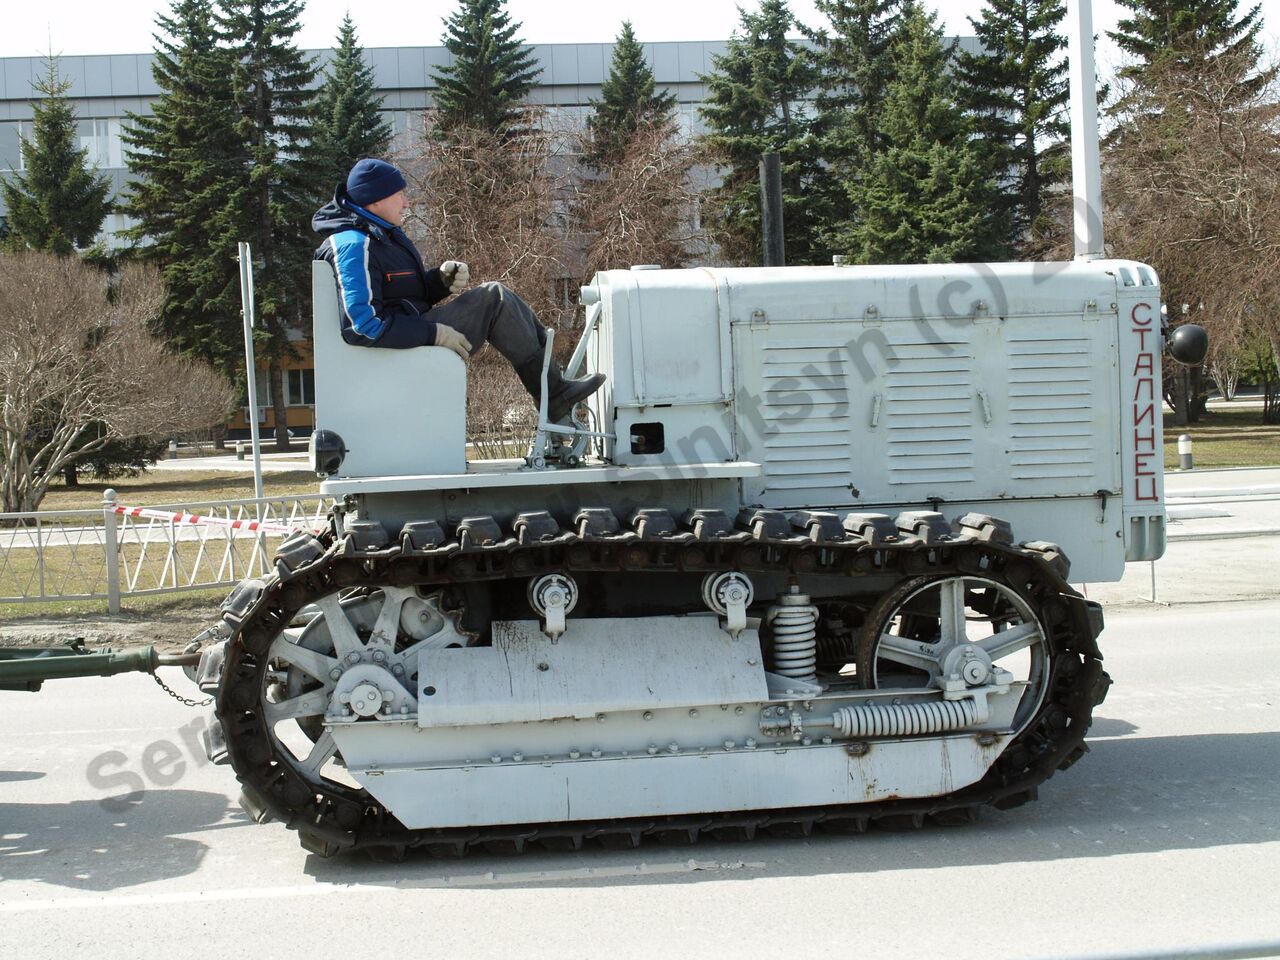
[417,616,769,727]
[605,268,726,406]
[319,459,761,497]
[343,737,1008,829]
[1115,277,1168,562]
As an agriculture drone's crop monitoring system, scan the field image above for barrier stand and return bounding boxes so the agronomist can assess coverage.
[100,497,316,615]
[108,502,302,536]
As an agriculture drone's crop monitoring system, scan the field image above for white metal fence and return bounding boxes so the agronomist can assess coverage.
[0,492,330,611]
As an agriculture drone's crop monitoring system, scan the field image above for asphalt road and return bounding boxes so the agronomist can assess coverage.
[1,600,1277,959]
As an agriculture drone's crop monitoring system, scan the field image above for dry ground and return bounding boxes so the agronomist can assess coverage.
[37,469,319,512]
[1163,406,1280,469]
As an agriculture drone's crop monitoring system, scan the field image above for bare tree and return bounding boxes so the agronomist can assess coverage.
[1205,320,1247,402]
[1104,52,1280,423]
[573,118,705,277]
[400,114,575,328]
[464,360,535,460]
[398,115,577,441]
[0,252,235,512]
[397,112,708,447]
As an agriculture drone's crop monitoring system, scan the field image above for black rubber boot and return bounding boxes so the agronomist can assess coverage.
[514,356,606,423]
[547,367,606,422]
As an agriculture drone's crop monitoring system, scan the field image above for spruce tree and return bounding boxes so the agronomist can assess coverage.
[1110,0,1270,83]
[314,14,393,190]
[842,4,1002,264]
[805,0,902,246]
[215,0,321,450]
[2,56,111,256]
[807,0,901,162]
[956,0,1069,256]
[122,0,244,376]
[432,0,541,135]
[584,22,677,169]
[698,0,823,265]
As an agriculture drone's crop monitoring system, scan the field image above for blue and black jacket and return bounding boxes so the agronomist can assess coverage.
[312,183,451,348]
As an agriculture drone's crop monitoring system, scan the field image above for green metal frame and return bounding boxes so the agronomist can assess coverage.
[0,641,159,692]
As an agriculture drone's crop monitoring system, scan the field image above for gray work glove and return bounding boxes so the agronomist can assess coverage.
[433,324,472,361]
[440,260,470,294]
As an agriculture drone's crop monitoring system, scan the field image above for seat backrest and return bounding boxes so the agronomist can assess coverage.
[312,260,466,477]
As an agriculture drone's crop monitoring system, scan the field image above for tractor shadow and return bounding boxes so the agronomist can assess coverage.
[0,789,249,891]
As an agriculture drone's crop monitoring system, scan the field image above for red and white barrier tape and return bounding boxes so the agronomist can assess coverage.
[111,504,313,536]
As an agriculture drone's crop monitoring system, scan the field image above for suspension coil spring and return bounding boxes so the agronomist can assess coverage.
[831,699,980,738]
[766,587,819,682]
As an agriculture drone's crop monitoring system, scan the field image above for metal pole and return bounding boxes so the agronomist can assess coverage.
[759,152,785,267]
[1067,0,1105,259]
[103,488,120,615]
[237,242,265,505]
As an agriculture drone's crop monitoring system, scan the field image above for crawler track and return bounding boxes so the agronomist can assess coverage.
[214,508,1111,858]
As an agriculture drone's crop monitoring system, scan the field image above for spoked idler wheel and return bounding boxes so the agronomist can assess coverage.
[855,572,1052,736]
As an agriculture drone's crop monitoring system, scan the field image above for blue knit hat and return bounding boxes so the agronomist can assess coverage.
[345,158,406,206]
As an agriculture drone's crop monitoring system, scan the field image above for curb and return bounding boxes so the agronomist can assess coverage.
[1166,485,1280,499]
[1166,528,1280,543]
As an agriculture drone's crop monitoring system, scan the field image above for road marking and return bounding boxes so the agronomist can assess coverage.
[0,884,351,914]
[0,859,765,913]
[4,727,180,738]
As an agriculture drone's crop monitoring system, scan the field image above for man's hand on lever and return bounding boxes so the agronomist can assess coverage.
[440,260,470,294]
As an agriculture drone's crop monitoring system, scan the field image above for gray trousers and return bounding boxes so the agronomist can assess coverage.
[430,281,545,366]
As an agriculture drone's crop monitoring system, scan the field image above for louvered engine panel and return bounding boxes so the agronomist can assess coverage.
[1006,334,1097,480]
[885,336,975,487]
[735,310,1119,511]
[758,342,854,502]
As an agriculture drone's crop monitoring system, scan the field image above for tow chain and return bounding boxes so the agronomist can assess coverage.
[149,628,224,707]
[215,510,1110,858]
[152,670,213,707]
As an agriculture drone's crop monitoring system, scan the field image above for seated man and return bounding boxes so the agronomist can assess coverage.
[313,158,605,422]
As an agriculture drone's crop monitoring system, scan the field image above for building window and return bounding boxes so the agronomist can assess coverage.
[287,368,315,406]
[79,118,111,167]
[3,118,124,171]
[7,121,29,171]
[0,121,22,171]
[241,378,271,423]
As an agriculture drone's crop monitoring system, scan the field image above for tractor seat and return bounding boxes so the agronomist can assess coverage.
[311,260,466,478]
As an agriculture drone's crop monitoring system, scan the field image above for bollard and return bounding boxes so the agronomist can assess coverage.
[236,441,246,461]
[1178,434,1193,470]
[103,489,121,615]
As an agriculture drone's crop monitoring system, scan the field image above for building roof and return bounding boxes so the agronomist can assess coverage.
[0,41,743,118]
